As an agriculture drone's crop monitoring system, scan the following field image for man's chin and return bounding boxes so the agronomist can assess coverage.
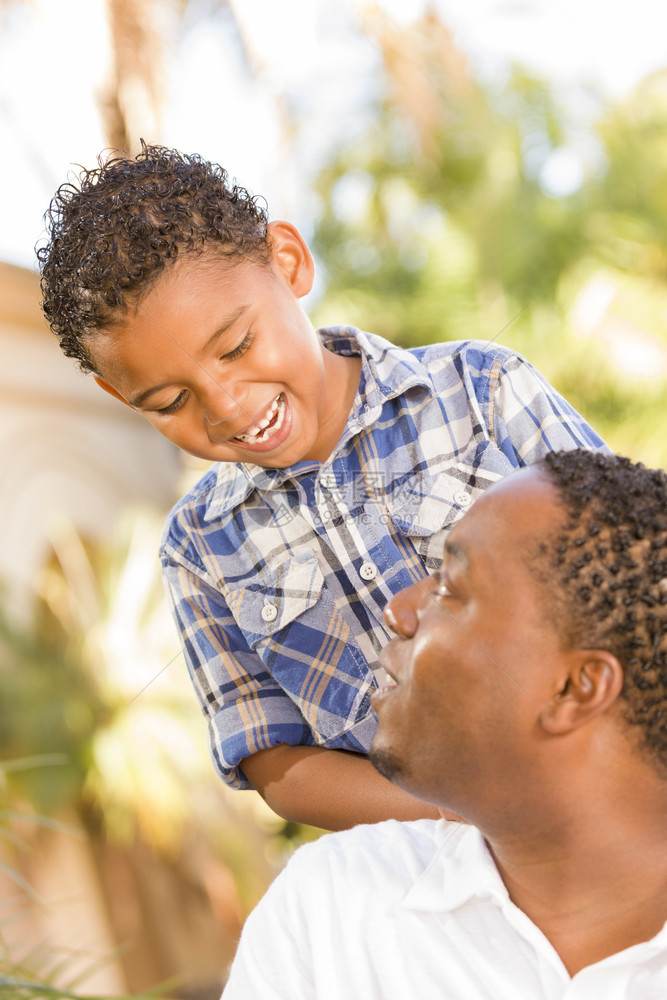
[369,745,404,783]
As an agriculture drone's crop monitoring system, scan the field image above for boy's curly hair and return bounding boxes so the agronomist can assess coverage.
[36,142,270,374]
[536,449,667,770]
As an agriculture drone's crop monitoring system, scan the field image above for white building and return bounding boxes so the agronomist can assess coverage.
[0,258,182,620]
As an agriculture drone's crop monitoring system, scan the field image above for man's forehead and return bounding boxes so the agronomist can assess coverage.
[446,467,561,558]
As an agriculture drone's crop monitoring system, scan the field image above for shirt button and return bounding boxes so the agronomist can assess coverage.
[320,473,338,489]
[360,561,378,581]
[453,490,471,507]
[261,603,278,623]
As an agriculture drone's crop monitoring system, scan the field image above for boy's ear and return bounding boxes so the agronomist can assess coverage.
[93,375,132,407]
[266,221,314,298]
[538,651,624,736]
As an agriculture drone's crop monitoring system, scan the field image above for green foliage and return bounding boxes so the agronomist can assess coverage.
[0,975,168,1000]
[0,615,103,813]
[310,18,667,467]
[0,512,208,848]
[0,515,295,989]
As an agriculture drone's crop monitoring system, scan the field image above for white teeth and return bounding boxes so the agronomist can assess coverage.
[234,394,285,444]
[273,395,285,429]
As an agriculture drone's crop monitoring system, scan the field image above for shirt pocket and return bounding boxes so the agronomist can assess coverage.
[219,554,373,742]
[387,441,515,569]
[222,554,325,650]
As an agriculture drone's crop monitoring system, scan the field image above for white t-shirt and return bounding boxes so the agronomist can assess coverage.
[222,819,667,1000]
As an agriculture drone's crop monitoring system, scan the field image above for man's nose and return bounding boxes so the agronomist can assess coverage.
[384,581,422,639]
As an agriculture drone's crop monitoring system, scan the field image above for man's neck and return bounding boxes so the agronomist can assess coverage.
[485,779,667,977]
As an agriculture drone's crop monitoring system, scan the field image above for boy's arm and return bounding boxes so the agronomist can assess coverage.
[241,744,443,830]
[162,552,443,826]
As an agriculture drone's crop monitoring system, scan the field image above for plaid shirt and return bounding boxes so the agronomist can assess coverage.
[160,327,607,789]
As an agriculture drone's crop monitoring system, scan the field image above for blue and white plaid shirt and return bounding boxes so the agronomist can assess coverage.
[160,327,607,789]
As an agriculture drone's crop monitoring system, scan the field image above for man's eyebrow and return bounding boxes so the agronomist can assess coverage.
[128,304,250,408]
[443,537,468,566]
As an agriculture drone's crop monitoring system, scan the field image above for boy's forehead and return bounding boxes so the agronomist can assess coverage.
[86,254,252,376]
[85,328,127,380]
[85,308,166,384]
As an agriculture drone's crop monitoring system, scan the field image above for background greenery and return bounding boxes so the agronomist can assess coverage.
[310,14,667,468]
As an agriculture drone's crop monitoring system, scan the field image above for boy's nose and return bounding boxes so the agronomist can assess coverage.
[201,379,246,425]
[384,580,422,639]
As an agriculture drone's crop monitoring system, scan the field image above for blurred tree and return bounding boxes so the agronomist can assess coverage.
[99,0,296,159]
[99,0,165,153]
[310,8,667,467]
[0,759,174,1000]
[0,512,304,997]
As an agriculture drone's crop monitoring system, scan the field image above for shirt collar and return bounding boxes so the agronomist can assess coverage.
[203,462,255,520]
[402,822,511,913]
[404,822,667,973]
[405,824,667,950]
[204,325,434,516]
[320,326,433,422]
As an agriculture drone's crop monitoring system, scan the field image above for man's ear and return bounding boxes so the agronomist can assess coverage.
[266,221,314,298]
[93,376,133,407]
[538,651,624,735]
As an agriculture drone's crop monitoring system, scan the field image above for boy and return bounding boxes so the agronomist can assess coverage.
[38,143,607,830]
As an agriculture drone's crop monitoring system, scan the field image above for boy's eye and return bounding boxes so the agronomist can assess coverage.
[222,332,254,362]
[155,390,188,415]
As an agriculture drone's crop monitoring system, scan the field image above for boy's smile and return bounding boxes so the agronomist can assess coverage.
[229,391,287,448]
[89,223,361,467]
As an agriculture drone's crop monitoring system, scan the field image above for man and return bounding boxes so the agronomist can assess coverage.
[222,449,667,999]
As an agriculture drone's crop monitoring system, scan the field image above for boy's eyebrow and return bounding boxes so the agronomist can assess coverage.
[128,304,250,407]
[201,305,250,352]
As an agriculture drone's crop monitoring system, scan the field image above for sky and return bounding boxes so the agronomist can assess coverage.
[1,0,666,270]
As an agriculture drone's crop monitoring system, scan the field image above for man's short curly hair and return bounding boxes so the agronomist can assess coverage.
[536,449,667,770]
[36,142,270,374]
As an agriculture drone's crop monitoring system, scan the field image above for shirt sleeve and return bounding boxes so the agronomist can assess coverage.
[489,351,609,465]
[161,552,312,790]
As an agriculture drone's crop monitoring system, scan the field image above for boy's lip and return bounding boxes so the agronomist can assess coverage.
[228,392,291,452]
[225,393,282,440]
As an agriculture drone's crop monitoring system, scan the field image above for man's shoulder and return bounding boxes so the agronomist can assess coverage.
[283,818,467,887]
